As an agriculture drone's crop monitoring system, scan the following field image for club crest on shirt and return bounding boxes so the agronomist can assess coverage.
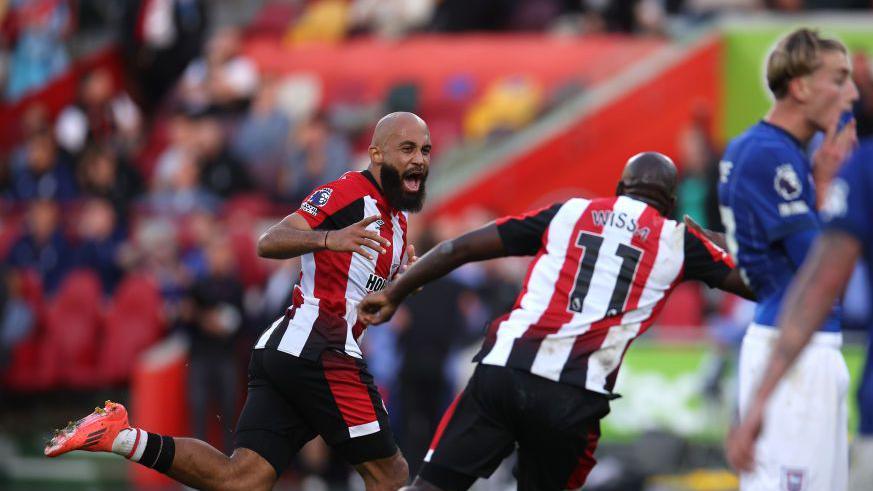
[782,468,806,491]
[774,164,802,201]
[308,188,333,207]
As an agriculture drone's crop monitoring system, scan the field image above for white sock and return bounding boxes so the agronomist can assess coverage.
[111,428,148,461]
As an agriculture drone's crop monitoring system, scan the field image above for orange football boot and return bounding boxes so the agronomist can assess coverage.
[45,400,130,457]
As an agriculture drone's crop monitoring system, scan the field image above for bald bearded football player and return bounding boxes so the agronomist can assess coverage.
[44,112,432,491]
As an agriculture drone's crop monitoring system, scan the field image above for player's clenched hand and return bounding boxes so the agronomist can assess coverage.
[725,402,764,473]
[357,292,398,326]
[683,215,728,251]
[326,215,390,260]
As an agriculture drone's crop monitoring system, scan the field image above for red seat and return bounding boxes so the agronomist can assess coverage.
[657,282,704,329]
[43,270,104,388]
[228,226,268,288]
[99,274,166,385]
[0,208,24,258]
[3,270,55,390]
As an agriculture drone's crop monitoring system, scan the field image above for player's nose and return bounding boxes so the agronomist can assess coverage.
[848,80,860,103]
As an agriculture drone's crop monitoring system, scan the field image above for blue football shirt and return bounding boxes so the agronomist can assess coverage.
[718,121,840,332]
[822,139,873,286]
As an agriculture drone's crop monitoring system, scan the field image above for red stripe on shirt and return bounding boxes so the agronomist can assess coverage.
[526,197,615,334]
[623,207,665,311]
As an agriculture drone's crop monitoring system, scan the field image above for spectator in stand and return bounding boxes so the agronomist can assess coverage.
[181,235,245,452]
[147,153,220,217]
[54,68,143,160]
[179,27,258,114]
[231,78,293,192]
[8,104,50,170]
[852,49,873,138]
[122,217,189,321]
[348,0,434,38]
[675,124,716,229]
[0,266,35,370]
[7,130,77,202]
[429,0,518,32]
[2,0,72,101]
[74,198,126,295]
[153,107,199,190]
[6,200,71,294]
[278,113,351,203]
[178,209,219,281]
[120,0,209,115]
[77,144,144,218]
[192,113,253,198]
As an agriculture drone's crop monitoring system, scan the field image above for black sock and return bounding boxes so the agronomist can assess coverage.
[139,433,176,473]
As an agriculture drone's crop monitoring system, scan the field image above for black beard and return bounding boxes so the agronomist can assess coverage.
[380,165,426,212]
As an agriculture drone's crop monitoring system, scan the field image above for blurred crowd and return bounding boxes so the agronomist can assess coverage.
[5,0,873,104]
[2,0,873,488]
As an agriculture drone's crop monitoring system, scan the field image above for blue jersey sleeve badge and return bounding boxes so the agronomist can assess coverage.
[774,164,802,201]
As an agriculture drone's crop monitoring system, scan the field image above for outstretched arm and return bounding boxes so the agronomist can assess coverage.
[358,223,507,325]
[719,269,756,301]
[257,214,389,260]
[726,230,860,471]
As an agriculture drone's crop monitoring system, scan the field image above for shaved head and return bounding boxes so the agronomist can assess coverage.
[371,112,429,148]
[616,152,678,215]
[367,112,431,212]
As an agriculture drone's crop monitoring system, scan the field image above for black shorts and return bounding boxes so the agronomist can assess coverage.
[233,348,397,476]
[420,364,611,491]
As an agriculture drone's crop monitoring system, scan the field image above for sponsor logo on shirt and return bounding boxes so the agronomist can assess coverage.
[777,201,810,217]
[774,164,802,201]
[301,202,319,216]
[365,273,388,292]
[782,468,806,491]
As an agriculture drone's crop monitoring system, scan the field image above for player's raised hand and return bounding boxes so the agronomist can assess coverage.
[357,292,398,326]
[814,118,857,186]
[326,215,390,260]
[726,402,765,473]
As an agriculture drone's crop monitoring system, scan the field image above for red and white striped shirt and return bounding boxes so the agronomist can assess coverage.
[255,170,409,360]
[475,196,734,395]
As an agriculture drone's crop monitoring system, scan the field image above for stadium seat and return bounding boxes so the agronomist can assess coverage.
[2,269,55,390]
[0,207,24,258]
[657,282,704,329]
[98,274,166,385]
[43,270,104,388]
[226,222,268,288]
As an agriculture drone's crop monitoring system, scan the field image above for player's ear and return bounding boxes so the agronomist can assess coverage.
[368,145,383,165]
[788,76,810,102]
